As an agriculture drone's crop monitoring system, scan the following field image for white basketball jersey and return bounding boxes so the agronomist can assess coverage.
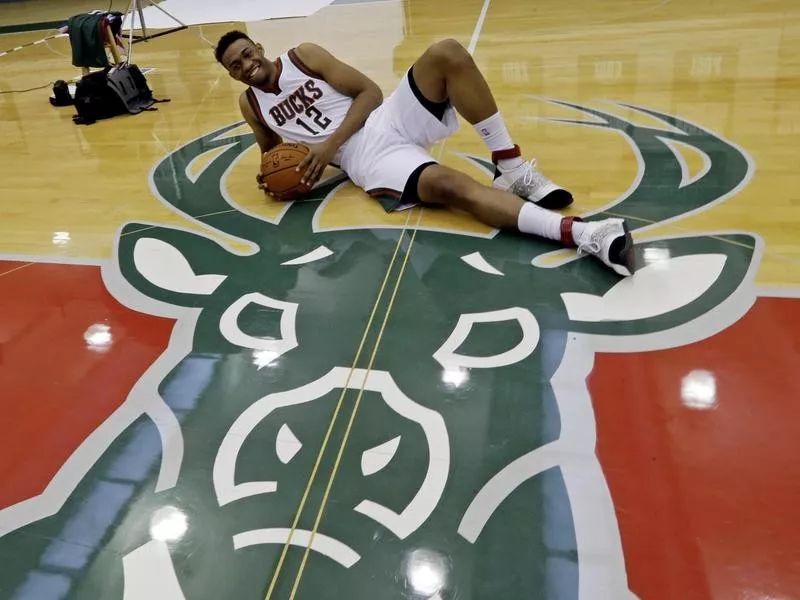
[246,49,354,154]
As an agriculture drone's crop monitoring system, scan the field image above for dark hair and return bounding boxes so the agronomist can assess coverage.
[215,30,253,64]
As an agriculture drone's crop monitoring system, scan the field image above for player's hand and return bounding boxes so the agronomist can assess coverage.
[297,141,337,188]
[256,171,274,197]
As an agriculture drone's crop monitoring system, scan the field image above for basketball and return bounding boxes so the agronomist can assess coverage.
[260,143,312,199]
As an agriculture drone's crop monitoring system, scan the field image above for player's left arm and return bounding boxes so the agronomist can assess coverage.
[294,43,383,186]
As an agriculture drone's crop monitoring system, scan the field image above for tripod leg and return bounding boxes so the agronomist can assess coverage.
[105,25,122,64]
[125,0,135,62]
[137,3,147,40]
[123,0,188,52]
[140,0,188,26]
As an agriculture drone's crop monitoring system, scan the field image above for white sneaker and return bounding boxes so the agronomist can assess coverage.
[574,218,636,276]
[493,159,574,209]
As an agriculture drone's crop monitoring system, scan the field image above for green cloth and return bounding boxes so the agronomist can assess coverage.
[68,13,109,68]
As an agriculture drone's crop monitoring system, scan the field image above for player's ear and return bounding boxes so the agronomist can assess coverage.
[217,60,233,78]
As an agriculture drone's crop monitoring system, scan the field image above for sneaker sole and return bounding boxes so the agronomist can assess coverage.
[491,180,574,210]
[613,220,636,276]
[535,189,574,210]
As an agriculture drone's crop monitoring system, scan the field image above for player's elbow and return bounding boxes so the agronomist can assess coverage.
[363,81,383,108]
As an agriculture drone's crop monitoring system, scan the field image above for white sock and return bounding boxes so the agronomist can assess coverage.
[474,113,524,170]
[516,203,562,241]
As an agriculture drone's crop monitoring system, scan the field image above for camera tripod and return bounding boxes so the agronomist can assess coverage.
[122,0,187,63]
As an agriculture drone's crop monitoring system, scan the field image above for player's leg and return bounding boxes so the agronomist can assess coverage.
[410,39,572,210]
[415,164,635,276]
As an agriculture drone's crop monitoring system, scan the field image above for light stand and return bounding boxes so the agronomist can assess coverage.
[122,0,187,63]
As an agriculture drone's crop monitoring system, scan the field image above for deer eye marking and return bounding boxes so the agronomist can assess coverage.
[460,251,504,276]
[361,436,402,477]
[219,292,299,368]
[276,424,303,464]
[281,246,333,266]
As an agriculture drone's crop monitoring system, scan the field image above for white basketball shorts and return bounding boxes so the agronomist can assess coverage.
[339,68,460,211]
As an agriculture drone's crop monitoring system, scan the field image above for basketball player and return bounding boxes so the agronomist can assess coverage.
[215,31,635,276]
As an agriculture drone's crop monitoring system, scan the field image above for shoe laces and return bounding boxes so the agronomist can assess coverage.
[521,159,538,187]
[575,222,610,257]
[577,220,623,257]
[577,241,600,256]
[507,159,555,197]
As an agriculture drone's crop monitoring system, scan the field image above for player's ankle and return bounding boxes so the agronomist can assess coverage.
[559,216,586,247]
[571,221,588,244]
[491,144,522,168]
[496,156,524,171]
[476,113,520,159]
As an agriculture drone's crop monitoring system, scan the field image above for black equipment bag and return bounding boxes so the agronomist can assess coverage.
[49,80,74,107]
[72,64,169,125]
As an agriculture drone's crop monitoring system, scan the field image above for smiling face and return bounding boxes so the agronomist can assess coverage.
[221,37,275,88]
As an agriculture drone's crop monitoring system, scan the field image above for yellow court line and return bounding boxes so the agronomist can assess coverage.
[569,200,760,253]
[597,209,758,251]
[263,207,417,600]
[287,208,424,600]
[118,209,240,238]
[281,10,489,594]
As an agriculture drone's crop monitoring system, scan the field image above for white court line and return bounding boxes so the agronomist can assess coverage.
[434,0,492,164]
[756,286,800,299]
[329,0,399,6]
[467,0,492,55]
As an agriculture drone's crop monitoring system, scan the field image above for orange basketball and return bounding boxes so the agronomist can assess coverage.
[260,143,312,199]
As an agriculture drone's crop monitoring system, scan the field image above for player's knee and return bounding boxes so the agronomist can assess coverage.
[428,38,472,70]
[419,167,477,208]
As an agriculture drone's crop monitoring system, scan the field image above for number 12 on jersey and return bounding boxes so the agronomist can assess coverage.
[296,105,332,135]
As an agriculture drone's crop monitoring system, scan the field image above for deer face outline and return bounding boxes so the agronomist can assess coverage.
[0,99,760,600]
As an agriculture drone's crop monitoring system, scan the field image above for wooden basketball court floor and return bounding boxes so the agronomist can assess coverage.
[1,0,799,598]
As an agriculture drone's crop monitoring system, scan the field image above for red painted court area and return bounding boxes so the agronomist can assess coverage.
[592,296,800,600]
[0,261,174,509]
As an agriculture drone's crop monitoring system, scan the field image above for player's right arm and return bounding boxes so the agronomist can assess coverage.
[239,92,282,193]
[239,91,282,153]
